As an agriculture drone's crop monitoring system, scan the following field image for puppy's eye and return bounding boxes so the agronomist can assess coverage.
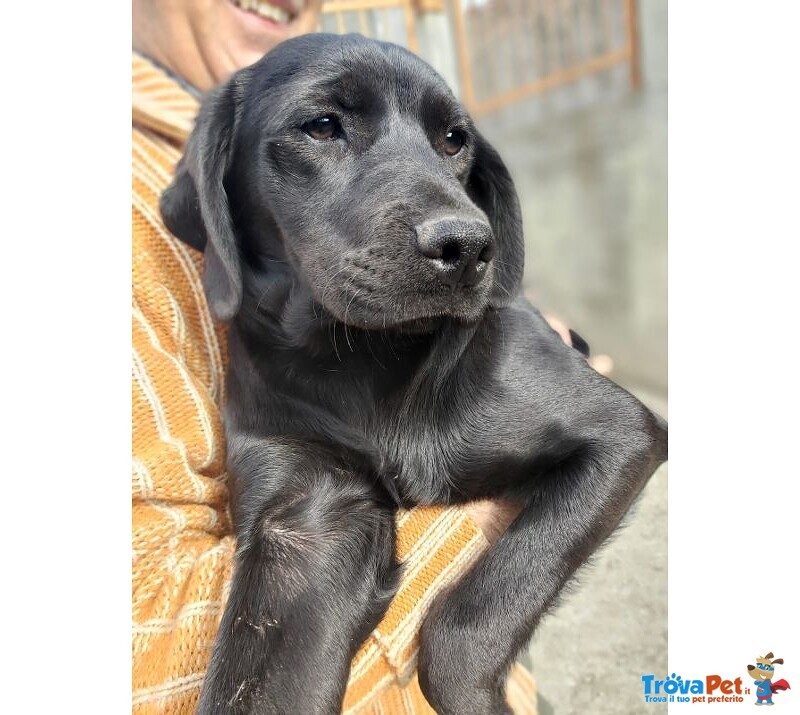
[302,115,342,141]
[444,128,466,156]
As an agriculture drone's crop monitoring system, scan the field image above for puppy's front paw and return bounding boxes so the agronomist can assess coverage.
[418,599,512,715]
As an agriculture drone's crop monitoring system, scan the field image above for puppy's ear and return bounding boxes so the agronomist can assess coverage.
[159,154,207,253]
[467,130,525,306]
[160,81,243,321]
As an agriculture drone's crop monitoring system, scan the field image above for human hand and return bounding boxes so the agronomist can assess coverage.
[543,313,614,376]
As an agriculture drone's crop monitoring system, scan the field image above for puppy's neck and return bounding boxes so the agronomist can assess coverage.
[236,262,441,365]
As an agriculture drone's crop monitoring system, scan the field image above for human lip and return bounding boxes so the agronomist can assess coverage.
[229,0,304,25]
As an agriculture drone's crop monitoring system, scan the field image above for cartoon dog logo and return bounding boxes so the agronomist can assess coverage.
[747,653,791,706]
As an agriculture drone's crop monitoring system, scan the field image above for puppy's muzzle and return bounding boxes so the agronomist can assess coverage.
[415,217,494,290]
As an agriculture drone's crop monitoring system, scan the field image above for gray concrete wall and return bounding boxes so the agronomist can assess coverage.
[471,1,668,394]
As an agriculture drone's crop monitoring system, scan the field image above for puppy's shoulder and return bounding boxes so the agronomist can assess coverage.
[489,296,570,351]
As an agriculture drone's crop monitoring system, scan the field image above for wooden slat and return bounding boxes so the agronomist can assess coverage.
[449,0,639,115]
[403,0,420,52]
[624,0,641,89]
[318,0,641,114]
[470,48,628,115]
[599,0,614,52]
[532,0,548,80]
[559,0,577,68]
[449,0,476,109]
[323,0,419,50]
[413,0,445,12]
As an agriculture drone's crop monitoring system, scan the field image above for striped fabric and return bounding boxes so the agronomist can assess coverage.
[132,51,536,714]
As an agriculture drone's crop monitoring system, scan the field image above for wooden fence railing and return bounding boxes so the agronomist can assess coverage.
[320,0,640,116]
[450,0,640,116]
[321,0,420,53]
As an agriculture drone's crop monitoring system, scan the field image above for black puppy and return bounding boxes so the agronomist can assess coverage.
[161,33,667,715]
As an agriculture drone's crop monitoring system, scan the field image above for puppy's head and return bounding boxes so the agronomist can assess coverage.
[161,33,524,330]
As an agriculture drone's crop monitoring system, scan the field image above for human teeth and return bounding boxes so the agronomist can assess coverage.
[234,0,291,24]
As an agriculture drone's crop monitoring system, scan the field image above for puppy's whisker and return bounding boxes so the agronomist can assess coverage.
[364,318,387,371]
[321,264,351,309]
[494,281,512,299]
[255,288,270,313]
[343,283,360,352]
[329,321,341,362]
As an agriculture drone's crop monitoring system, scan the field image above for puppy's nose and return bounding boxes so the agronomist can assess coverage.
[414,217,494,289]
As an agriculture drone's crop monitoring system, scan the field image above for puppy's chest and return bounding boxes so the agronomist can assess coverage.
[368,407,505,504]
[329,374,528,504]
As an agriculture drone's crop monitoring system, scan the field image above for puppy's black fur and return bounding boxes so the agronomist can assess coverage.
[161,33,667,715]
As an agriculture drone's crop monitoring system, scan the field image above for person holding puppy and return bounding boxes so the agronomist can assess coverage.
[132,2,593,711]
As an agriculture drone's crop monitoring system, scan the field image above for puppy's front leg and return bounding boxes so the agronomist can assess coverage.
[198,438,398,714]
[418,415,667,715]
